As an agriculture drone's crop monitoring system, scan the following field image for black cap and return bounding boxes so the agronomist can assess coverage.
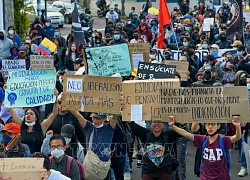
[73,58,83,65]
[61,124,75,138]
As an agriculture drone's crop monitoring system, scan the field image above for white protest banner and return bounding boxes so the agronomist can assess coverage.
[30,55,54,70]
[161,86,250,123]
[0,158,44,180]
[62,74,122,114]
[1,59,26,77]
[4,70,56,107]
[85,44,132,76]
[203,18,214,31]
[122,79,180,121]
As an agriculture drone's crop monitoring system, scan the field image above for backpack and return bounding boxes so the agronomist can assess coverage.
[200,136,231,173]
[49,156,86,180]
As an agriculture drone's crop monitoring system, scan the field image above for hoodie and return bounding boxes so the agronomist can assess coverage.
[48,170,71,180]
[0,30,13,62]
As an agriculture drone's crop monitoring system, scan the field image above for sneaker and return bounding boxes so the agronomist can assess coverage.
[238,167,247,177]
[132,150,137,159]
[137,160,142,168]
[124,172,131,180]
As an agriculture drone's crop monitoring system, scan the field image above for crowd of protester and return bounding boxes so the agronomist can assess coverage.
[0,0,250,179]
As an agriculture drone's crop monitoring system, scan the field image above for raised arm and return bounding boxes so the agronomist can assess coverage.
[230,116,241,143]
[109,115,117,129]
[191,123,200,133]
[70,110,87,128]
[8,108,23,125]
[168,116,194,141]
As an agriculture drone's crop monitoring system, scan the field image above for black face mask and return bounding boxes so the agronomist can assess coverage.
[208,130,218,137]
[203,70,212,81]
[0,35,4,40]
[240,79,247,86]
[134,34,139,39]
[176,29,182,33]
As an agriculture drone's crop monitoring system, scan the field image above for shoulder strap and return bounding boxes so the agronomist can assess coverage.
[219,136,231,172]
[200,136,208,172]
[88,128,95,150]
[66,156,73,176]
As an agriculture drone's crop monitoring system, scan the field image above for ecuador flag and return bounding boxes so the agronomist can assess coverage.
[37,38,57,56]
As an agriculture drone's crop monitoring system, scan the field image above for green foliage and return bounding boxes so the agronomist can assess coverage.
[14,0,30,39]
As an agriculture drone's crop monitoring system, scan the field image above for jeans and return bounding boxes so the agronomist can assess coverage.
[240,135,247,168]
[124,155,132,173]
[243,136,250,175]
[175,136,187,180]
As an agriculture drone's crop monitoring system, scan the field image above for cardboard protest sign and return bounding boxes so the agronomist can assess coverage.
[1,59,26,77]
[85,44,132,76]
[164,60,189,80]
[161,86,250,123]
[30,55,54,70]
[122,79,180,121]
[4,70,56,107]
[0,158,44,180]
[62,74,122,114]
[129,43,150,63]
[137,62,176,80]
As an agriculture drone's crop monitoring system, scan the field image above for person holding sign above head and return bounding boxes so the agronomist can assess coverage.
[168,115,242,180]
[7,89,59,154]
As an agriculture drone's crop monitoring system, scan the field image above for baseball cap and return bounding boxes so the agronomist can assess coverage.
[2,123,20,134]
[231,40,242,47]
[211,44,219,49]
[61,124,75,138]
[0,106,12,123]
[90,113,106,120]
[0,87,4,103]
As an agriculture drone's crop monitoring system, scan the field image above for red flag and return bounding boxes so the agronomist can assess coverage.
[157,0,171,49]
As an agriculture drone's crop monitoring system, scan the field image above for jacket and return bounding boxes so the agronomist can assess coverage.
[7,34,22,48]
[43,25,55,40]
[0,30,13,62]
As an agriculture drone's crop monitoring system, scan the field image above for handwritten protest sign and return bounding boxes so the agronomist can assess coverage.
[129,43,150,63]
[161,86,250,123]
[4,70,56,107]
[85,44,132,76]
[164,60,189,80]
[0,158,43,180]
[137,62,176,80]
[30,55,54,70]
[62,74,122,114]
[122,79,180,121]
[1,59,26,77]
[203,18,214,31]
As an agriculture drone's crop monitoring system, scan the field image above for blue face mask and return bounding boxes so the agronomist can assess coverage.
[185,27,190,31]
[237,51,243,57]
[54,32,60,37]
[183,42,188,47]
[202,44,208,49]
[3,135,12,146]
[211,49,219,57]
[114,34,120,40]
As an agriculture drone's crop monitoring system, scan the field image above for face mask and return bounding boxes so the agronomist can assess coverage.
[185,27,190,31]
[133,34,139,39]
[114,34,120,40]
[211,49,219,57]
[247,84,250,91]
[127,21,131,24]
[92,33,96,38]
[202,44,208,49]
[0,35,4,40]
[240,79,247,86]
[8,30,14,34]
[237,51,243,57]
[64,137,71,145]
[176,29,182,33]
[54,32,60,37]
[45,23,50,27]
[51,148,64,158]
[150,54,155,59]
[183,42,188,47]
[164,54,172,60]
[25,40,31,44]
[3,135,12,146]
[94,123,104,128]
[11,49,19,57]
[25,121,36,127]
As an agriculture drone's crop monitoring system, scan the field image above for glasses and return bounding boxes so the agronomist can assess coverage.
[51,145,63,150]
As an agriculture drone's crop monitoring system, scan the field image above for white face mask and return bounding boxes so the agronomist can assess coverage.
[127,21,131,24]
[9,30,14,34]
[25,40,31,44]
[25,121,36,127]
[92,33,96,38]
[64,137,71,145]
[150,54,155,59]
[51,148,64,158]
[93,123,104,128]
[45,23,50,27]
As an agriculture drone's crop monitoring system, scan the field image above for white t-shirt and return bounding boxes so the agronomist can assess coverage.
[48,170,71,180]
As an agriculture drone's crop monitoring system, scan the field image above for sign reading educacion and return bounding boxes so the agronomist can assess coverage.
[4,70,56,107]
[62,74,122,114]
[85,44,132,76]
[161,86,250,123]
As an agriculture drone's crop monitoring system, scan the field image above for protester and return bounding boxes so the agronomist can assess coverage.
[0,29,13,64]
[7,26,22,48]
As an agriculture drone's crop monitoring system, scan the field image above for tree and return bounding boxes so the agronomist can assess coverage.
[121,0,125,16]
[14,0,30,39]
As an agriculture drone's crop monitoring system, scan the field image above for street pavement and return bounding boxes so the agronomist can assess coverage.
[130,140,249,179]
